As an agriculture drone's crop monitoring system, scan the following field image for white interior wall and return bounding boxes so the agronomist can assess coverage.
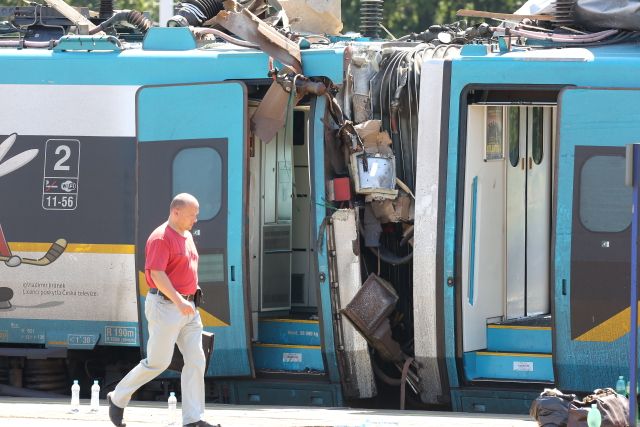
[461,105,506,352]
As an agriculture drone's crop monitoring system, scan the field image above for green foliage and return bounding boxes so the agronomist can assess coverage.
[342,0,525,36]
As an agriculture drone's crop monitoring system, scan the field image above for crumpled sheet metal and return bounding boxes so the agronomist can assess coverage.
[251,81,290,143]
[342,273,403,363]
[252,76,327,142]
[212,0,302,74]
[343,273,398,335]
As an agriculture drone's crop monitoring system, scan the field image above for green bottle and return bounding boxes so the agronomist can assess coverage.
[587,404,601,427]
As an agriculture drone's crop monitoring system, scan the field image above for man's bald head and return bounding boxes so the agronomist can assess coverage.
[168,193,200,234]
[170,193,199,211]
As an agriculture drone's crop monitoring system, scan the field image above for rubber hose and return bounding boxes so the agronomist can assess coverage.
[370,246,413,266]
[168,0,224,27]
[89,10,152,35]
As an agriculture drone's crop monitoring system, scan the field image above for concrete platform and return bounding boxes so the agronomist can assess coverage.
[0,397,538,426]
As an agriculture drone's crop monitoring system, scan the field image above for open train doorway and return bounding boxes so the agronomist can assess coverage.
[247,105,325,379]
[460,96,556,383]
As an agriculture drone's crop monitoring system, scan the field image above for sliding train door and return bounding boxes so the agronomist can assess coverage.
[505,106,552,319]
[554,87,638,391]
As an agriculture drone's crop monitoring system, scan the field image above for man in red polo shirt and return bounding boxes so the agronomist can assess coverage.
[107,193,218,427]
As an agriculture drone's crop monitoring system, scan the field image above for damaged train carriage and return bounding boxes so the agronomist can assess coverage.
[0,0,457,407]
[2,0,639,415]
[325,11,640,412]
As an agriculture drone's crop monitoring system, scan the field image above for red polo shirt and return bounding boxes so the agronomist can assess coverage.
[145,222,198,295]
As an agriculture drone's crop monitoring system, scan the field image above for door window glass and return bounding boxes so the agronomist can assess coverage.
[173,147,222,221]
[531,107,544,165]
[508,107,520,167]
[579,155,632,232]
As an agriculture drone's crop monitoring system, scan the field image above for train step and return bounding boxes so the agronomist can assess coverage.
[252,343,324,373]
[463,350,554,382]
[257,318,320,346]
[486,315,552,354]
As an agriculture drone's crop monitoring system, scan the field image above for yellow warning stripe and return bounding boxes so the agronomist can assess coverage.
[253,343,321,350]
[260,318,319,324]
[575,303,640,342]
[137,272,229,327]
[487,325,550,330]
[9,242,135,254]
[476,351,551,358]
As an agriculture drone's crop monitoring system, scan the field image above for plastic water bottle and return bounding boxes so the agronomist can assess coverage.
[70,380,80,412]
[587,403,602,427]
[616,375,626,395]
[90,380,100,412]
[167,391,177,426]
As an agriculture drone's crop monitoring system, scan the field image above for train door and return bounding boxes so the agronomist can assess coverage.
[505,106,552,319]
[554,88,638,392]
[136,82,253,377]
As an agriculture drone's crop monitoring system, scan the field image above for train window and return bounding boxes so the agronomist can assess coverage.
[531,107,544,164]
[198,253,225,282]
[173,147,222,221]
[579,155,632,232]
[508,107,519,167]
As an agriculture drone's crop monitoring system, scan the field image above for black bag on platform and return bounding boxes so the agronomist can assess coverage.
[531,388,629,427]
[167,331,214,373]
[530,388,576,427]
[567,388,629,427]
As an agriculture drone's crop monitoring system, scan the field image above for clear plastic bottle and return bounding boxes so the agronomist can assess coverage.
[90,380,100,412]
[587,403,602,427]
[167,391,177,426]
[616,375,626,395]
[70,380,80,413]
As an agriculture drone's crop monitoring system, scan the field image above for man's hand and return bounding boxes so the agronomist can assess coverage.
[176,297,196,316]
[149,270,196,316]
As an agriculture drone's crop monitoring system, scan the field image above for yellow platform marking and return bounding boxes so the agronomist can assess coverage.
[253,343,321,350]
[259,318,319,324]
[487,325,550,330]
[575,303,640,342]
[476,351,551,358]
[9,242,135,254]
[138,272,229,327]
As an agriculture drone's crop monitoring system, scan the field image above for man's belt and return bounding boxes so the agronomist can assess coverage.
[148,287,195,302]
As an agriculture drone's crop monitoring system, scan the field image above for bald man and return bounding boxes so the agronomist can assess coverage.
[108,194,219,427]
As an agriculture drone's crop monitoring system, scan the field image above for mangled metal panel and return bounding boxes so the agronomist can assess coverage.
[213,0,302,73]
[330,209,376,399]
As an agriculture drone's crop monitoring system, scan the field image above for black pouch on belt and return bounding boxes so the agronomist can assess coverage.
[194,288,204,308]
[167,331,215,373]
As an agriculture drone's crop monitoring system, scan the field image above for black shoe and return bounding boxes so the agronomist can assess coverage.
[107,392,126,426]
[184,421,221,427]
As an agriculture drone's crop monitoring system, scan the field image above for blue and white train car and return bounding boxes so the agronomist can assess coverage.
[414,39,640,412]
[0,20,350,403]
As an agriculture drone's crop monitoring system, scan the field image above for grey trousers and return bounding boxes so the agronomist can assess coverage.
[111,292,206,425]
